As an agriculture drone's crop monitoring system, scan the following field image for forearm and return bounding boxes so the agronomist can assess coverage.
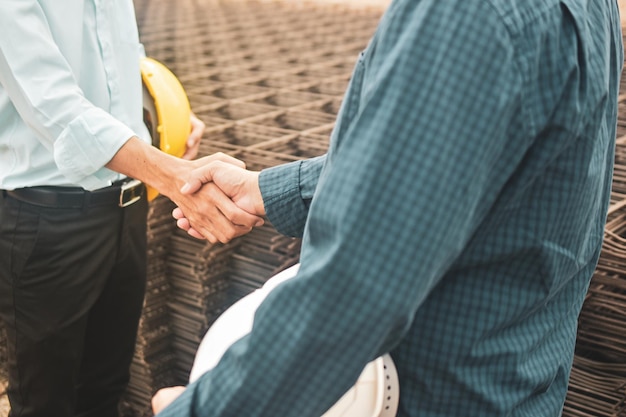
[106,136,188,199]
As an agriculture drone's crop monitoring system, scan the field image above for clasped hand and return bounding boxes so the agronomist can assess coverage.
[172,153,265,243]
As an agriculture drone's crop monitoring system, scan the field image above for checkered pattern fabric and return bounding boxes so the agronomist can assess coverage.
[159,0,623,416]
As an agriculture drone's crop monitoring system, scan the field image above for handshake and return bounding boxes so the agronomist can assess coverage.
[107,125,267,245]
[169,152,267,244]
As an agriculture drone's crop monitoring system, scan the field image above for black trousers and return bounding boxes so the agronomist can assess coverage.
[0,190,147,417]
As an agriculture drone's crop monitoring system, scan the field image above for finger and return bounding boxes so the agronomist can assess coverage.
[201,224,251,244]
[191,153,245,169]
[181,114,205,161]
[210,152,245,169]
[204,182,262,228]
[180,177,204,194]
[172,207,185,219]
[181,135,201,161]
[190,112,206,133]
[193,212,251,243]
[180,161,221,194]
[188,113,205,142]
[189,184,256,242]
[176,217,191,231]
[184,215,220,242]
[151,386,186,414]
[181,142,200,160]
[187,227,207,240]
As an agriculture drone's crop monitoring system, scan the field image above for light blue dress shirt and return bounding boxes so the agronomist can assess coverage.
[0,0,150,191]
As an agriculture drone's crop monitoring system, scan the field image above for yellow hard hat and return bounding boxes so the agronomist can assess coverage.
[141,57,192,201]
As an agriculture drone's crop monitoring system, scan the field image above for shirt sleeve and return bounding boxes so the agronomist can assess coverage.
[0,1,135,187]
[157,2,523,416]
[259,155,326,237]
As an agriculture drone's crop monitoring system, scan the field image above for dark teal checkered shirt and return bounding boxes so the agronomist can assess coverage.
[159,0,623,416]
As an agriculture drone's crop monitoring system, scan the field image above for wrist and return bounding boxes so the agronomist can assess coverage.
[107,136,190,199]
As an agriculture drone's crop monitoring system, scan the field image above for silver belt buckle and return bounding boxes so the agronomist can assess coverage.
[119,179,143,207]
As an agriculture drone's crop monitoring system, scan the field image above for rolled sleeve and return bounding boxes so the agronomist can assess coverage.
[54,107,135,188]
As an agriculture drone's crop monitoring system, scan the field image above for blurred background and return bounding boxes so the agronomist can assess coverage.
[0,1,625,416]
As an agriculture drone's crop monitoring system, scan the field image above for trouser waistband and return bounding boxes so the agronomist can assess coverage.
[3,179,144,208]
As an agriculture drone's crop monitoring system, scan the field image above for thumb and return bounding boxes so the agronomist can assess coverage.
[181,163,218,194]
[180,178,203,194]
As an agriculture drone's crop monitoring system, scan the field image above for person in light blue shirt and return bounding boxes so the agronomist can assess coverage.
[0,1,262,416]
[153,0,623,416]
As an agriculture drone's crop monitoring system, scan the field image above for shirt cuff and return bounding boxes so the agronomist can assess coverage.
[260,160,310,237]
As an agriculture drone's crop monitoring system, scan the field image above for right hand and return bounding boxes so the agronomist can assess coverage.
[171,154,265,243]
[174,160,265,240]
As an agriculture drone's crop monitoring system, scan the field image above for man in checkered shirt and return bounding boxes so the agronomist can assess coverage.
[154,0,624,416]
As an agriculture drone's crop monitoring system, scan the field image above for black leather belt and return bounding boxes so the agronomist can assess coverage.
[5,179,145,209]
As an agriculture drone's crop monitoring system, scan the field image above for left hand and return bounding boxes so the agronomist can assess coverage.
[181,112,205,160]
[152,386,186,415]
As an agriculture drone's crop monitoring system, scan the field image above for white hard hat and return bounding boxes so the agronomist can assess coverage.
[190,264,399,417]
